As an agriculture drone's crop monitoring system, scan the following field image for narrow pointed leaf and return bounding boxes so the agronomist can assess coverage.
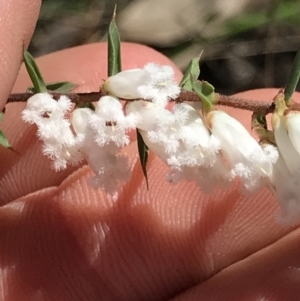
[137,130,149,189]
[28,81,78,93]
[284,48,300,103]
[0,110,4,123]
[180,57,201,91]
[0,108,10,148]
[0,130,10,148]
[108,6,122,76]
[23,51,47,93]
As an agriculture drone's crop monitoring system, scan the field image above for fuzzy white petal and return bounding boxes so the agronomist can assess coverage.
[285,111,300,155]
[272,112,300,175]
[23,93,81,170]
[88,96,137,147]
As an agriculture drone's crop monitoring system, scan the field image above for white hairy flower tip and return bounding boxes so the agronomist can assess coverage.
[126,100,172,131]
[209,110,278,190]
[272,112,300,175]
[126,100,181,154]
[173,103,221,167]
[104,63,180,107]
[22,93,82,171]
[137,63,180,107]
[88,95,138,147]
[71,107,132,196]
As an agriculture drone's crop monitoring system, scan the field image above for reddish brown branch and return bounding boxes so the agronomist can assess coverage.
[6,89,300,114]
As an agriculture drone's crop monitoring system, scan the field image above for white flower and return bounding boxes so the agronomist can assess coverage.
[208,110,278,190]
[137,63,180,107]
[87,145,132,198]
[129,101,230,191]
[88,96,138,147]
[270,110,300,224]
[22,93,82,171]
[71,107,132,196]
[284,111,300,156]
[267,153,300,225]
[126,100,181,154]
[104,63,180,107]
[104,69,151,99]
[173,103,221,167]
[166,103,230,190]
[272,111,300,175]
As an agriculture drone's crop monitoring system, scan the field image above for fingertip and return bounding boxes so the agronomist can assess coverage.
[0,0,41,109]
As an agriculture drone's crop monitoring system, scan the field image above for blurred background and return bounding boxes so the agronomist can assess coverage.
[29,0,300,95]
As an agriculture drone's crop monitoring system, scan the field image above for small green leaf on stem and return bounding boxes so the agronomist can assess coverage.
[23,51,47,93]
[0,108,5,123]
[192,81,215,113]
[180,57,201,91]
[284,48,300,104]
[0,108,10,148]
[137,130,149,189]
[108,5,122,77]
[0,130,10,148]
[28,81,78,93]
[252,111,276,145]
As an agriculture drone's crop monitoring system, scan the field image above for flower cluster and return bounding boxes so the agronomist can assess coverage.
[22,93,137,198]
[22,63,300,224]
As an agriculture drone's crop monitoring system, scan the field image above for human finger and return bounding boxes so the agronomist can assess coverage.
[0,0,41,110]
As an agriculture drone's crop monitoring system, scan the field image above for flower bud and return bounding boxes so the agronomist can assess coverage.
[71,108,93,135]
[104,69,151,99]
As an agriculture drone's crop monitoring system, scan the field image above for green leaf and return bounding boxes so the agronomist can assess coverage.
[180,57,201,91]
[0,108,10,148]
[251,111,276,145]
[0,130,10,148]
[284,48,300,103]
[23,51,47,93]
[137,130,149,189]
[192,81,215,113]
[108,6,122,76]
[0,109,5,123]
[28,81,78,93]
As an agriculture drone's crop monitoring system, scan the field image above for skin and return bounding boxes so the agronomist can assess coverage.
[1,1,300,300]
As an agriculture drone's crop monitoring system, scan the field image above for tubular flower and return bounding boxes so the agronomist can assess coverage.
[71,107,132,197]
[267,152,300,225]
[208,110,279,191]
[126,101,229,190]
[270,110,300,224]
[126,100,182,155]
[172,103,221,167]
[285,111,300,156]
[272,111,300,175]
[22,93,83,171]
[88,95,138,147]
